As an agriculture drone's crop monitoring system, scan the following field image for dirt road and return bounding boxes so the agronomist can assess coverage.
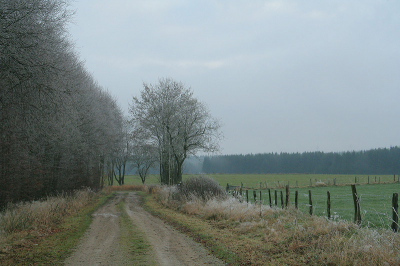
[64,192,225,266]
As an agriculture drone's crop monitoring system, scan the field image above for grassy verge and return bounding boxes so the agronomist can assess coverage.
[0,191,113,265]
[142,187,400,265]
[116,194,155,266]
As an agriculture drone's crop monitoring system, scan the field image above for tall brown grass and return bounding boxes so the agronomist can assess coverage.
[155,185,400,265]
[107,184,149,192]
[0,188,96,236]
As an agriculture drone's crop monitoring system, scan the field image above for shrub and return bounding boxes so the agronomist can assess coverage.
[148,184,161,194]
[178,175,226,201]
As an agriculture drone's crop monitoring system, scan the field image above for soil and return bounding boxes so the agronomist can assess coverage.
[64,192,225,266]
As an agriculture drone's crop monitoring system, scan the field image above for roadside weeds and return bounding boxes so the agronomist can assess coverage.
[142,186,400,265]
[0,191,112,265]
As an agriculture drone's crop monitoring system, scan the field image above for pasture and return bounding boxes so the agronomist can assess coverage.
[123,173,400,228]
[247,183,400,229]
[205,174,399,229]
[123,173,397,187]
[207,173,397,189]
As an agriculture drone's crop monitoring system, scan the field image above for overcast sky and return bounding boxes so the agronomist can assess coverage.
[69,0,400,155]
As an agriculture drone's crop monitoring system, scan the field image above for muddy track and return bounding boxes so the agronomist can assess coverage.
[64,192,225,266]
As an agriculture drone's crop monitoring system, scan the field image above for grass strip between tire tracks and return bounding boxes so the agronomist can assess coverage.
[116,193,156,266]
[140,192,244,265]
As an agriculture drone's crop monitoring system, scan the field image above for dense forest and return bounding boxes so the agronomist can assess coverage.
[202,147,400,175]
[0,0,222,209]
[0,0,125,208]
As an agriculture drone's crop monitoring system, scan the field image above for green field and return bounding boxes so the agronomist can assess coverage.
[124,175,161,185]
[123,173,400,228]
[254,183,400,229]
[124,173,398,188]
[206,173,397,189]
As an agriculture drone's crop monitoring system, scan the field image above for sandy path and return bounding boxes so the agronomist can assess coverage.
[125,192,225,266]
[64,193,129,266]
[64,192,225,266]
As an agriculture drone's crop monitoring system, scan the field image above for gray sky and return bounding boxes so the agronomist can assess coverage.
[69,0,400,155]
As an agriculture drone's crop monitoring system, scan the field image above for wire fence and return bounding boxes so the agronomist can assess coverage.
[227,182,400,230]
[230,175,400,190]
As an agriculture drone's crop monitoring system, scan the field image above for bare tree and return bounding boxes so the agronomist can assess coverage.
[0,0,125,207]
[113,119,132,185]
[129,78,222,185]
[129,125,158,184]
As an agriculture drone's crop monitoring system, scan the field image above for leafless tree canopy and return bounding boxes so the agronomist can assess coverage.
[0,0,124,208]
[129,78,222,185]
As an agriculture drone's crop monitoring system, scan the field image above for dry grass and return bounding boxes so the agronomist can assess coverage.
[107,184,149,192]
[0,188,96,236]
[0,188,97,260]
[0,189,110,265]
[154,186,400,265]
[315,181,327,187]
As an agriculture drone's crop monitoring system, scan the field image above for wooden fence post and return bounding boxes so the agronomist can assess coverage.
[295,191,298,209]
[308,190,313,215]
[280,191,284,209]
[246,190,249,203]
[226,183,229,192]
[392,193,398,232]
[327,191,331,220]
[268,189,272,207]
[351,184,361,226]
[285,185,290,208]
[253,190,257,203]
[274,190,277,207]
[259,191,262,205]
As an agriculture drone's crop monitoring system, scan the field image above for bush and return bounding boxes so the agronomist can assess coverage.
[178,175,226,201]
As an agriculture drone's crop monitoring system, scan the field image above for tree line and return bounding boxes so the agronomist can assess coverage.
[0,0,222,209]
[202,147,400,175]
[0,0,125,208]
